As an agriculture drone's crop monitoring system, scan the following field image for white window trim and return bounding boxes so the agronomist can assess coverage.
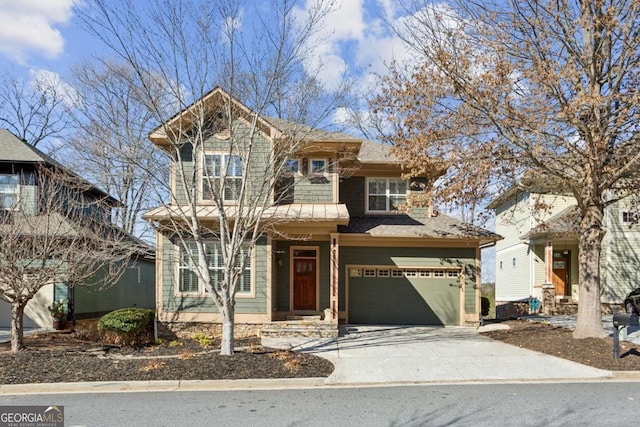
[283,158,301,175]
[200,151,243,203]
[365,177,408,214]
[175,240,255,299]
[0,174,20,211]
[309,158,327,175]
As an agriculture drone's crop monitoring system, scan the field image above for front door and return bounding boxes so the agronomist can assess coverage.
[293,258,316,310]
[552,254,570,296]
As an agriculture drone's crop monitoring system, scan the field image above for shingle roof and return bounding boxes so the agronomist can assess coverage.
[357,140,397,163]
[0,129,50,162]
[338,214,501,242]
[520,205,580,240]
[264,117,361,143]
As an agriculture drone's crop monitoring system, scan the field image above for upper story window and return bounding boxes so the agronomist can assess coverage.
[202,153,242,202]
[0,174,19,210]
[309,159,327,175]
[367,178,408,212]
[622,211,639,225]
[284,159,300,174]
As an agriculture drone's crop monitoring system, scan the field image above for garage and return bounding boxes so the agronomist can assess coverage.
[347,267,461,325]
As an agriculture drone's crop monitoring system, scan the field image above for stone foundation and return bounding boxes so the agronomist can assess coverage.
[157,321,262,340]
[496,301,530,320]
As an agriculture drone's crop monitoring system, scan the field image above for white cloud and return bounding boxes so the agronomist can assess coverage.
[29,68,78,107]
[0,0,76,63]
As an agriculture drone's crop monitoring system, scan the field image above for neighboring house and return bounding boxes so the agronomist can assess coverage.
[144,88,500,333]
[0,129,155,328]
[488,183,640,317]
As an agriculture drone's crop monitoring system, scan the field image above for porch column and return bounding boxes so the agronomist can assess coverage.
[329,233,339,324]
[544,241,553,283]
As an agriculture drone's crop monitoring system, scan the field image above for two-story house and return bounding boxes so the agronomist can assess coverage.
[144,88,500,336]
[0,129,155,328]
[488,182,640,317]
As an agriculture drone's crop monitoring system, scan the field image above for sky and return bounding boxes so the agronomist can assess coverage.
[0,0,413,108]
[0,0,496,282]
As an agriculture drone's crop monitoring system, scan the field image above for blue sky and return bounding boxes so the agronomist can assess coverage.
[0,0,414,109]
[0,0,496,282]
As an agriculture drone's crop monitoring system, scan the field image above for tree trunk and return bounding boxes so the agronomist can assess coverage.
[219,303,235,356]
[10,302,25,353]
[573,205,606,339]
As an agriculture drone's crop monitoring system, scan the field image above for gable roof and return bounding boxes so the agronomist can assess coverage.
[0,128,118,205]
[358,140,397,163]
[0,129,52,163]
[486,176,573,210]
[520,205,580,240]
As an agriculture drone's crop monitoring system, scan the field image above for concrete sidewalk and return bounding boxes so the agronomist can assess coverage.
[262,324,614,385]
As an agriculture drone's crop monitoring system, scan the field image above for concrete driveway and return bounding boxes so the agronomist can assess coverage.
[262,325,611,384]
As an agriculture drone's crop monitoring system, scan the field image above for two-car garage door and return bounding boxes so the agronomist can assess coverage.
[347,266,461,325]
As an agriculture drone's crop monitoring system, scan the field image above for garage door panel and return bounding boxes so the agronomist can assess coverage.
[348,277,459,325]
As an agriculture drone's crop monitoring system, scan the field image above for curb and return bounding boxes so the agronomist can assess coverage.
[0,378,329,395]
[3,372,640,395]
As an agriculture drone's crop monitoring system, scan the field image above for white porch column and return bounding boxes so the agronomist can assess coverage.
[329,233,339,324]
[544,241,553,283]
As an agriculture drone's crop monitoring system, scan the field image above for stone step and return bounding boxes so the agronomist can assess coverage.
[260,322,338,339]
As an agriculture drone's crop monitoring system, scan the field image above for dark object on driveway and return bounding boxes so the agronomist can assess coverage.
[624,288,640,314]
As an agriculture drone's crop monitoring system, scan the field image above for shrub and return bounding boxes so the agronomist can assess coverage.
[98,308,155,346]
[192,333,215,348]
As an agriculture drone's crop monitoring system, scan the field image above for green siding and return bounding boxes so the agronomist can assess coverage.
[74,259,156,314]
[273,240,331,312]
[162,236,268,314]
[340,246,477,325]
[290,174,334,203]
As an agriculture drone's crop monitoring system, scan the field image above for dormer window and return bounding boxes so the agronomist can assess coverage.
[202,153,242,201]
[622,211,639,225]
[309,159,326,175]
[0,174,19,210]
[366,177,407,213]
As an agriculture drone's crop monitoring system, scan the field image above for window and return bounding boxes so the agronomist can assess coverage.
[367,178,408,212]
[364,268,376,277]
[404,270,417,277]
[433,270,445,278]
[179,241,252,295]
[419,270,431,278]
[309,159,326,174]
[0,174,19,210]
[391,269,403,277]
[622,211,639,225]
[377,268,390,277]
[284,159,300,174]
[202,153,242,201]
[448,270,459,278]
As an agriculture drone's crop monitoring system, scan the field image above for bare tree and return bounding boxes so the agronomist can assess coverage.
[0,165,141,352]
[371,0,640,338]
[79,0,351,355]
[0,72,69,147]
[62,60,168,240]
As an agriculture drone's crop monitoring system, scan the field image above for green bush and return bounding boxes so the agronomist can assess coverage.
[97,308,155,346]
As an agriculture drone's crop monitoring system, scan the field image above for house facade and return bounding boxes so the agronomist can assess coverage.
[145,89,500,331]
[0,129,155,328]
[488,185,640,317]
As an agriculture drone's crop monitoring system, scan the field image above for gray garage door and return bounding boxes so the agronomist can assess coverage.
[348,271,460,325]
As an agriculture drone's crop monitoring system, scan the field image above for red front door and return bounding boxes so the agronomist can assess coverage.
[293,258,316,310]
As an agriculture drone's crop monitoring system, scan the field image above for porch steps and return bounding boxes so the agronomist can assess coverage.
[260,320,338,339]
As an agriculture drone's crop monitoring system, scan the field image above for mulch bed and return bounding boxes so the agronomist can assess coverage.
[0,328,334,385]
[481,320,640,371]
